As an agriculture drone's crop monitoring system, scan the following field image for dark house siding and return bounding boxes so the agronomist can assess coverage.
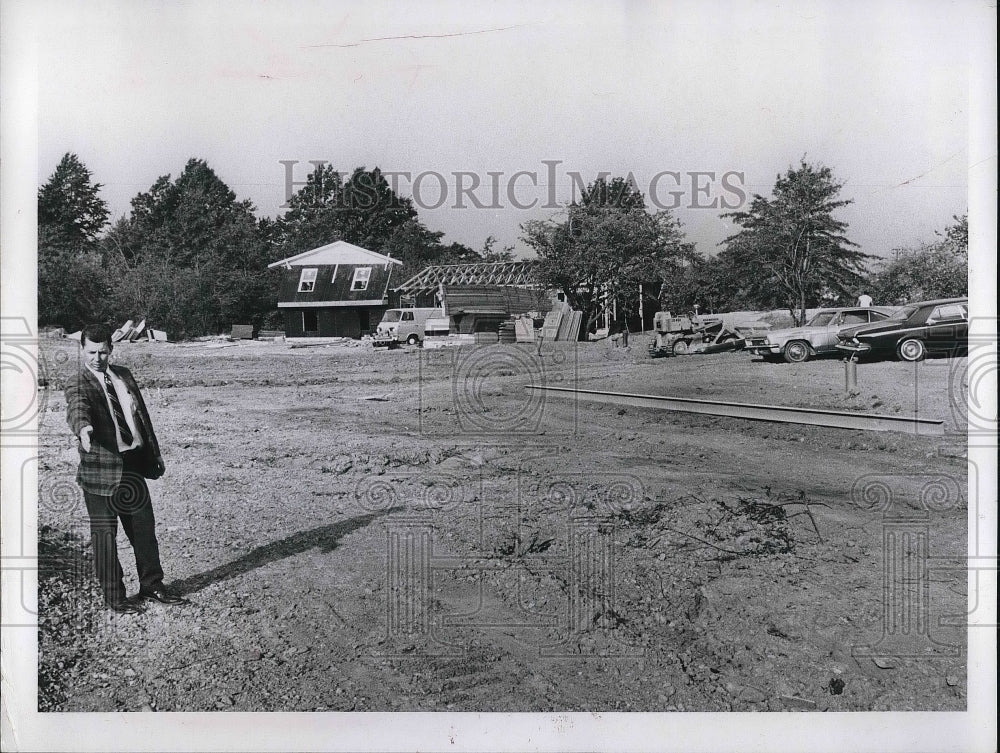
[282,306,388,338]
[278,263,393,305]
[277,262,394,338]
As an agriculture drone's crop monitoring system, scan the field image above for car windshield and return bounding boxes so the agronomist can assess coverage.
[888,306,918,321]
[380,310,402,323]
[806,312,837,326]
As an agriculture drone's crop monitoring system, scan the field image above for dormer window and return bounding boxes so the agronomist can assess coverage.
[298,268,318,292]
[351,267,372,291]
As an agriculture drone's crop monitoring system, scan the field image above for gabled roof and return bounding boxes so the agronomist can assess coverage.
[268,240,401,269]
[395,260,537,293]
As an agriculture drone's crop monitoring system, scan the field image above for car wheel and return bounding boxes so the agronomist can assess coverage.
[783,340,811,363]
[406,334,420,346]
[672,339,690,355]
[897,337,925,362]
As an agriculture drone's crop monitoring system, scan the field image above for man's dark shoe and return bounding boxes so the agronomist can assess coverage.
[139,587,185,605]
[107,599,144,615]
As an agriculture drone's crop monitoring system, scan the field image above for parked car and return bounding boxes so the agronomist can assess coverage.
[835,297,968,362]
[744,307,894,363]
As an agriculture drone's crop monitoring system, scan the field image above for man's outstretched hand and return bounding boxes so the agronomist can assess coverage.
[79,426,93,452]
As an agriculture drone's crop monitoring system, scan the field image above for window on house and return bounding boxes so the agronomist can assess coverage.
[351,267,372,291]
[298,268,318,292]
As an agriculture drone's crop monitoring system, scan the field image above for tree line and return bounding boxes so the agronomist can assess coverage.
[38,155,512,336]
[39,154,968,337]
[524,162,967,332]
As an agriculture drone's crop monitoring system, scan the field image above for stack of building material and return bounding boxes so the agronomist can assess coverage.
[440,285,552,317]
[540,309,563,340]
[108,317,151,343]
[476,331,501,345]
[497,321,517,344]
[538,308,582,341]
[555,311,575,341]
[513,316,535,342]
[423,334,475,349]
[111,319,135,342]
[563,310,583,342]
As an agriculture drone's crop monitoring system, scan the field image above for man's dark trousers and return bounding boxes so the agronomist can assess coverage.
[83,450,164,605]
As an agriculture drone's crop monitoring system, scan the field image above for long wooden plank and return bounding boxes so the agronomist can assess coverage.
[524,385,945,435]
[567,310,583,342]
[514,317,535,342]
[541,309,563,340]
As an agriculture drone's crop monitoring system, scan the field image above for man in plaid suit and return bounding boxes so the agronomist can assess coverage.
[65,324,184,613]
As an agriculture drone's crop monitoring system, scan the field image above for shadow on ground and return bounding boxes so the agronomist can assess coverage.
[171,509,401,595]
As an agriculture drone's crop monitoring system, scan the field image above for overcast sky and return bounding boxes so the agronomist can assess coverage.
[29,0,986,259]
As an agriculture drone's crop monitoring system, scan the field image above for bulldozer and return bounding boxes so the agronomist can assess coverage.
[648,310,769,357]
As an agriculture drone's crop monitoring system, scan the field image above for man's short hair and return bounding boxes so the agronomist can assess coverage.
[80,324,113,347]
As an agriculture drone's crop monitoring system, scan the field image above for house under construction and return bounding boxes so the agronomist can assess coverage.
[393,261,555,334]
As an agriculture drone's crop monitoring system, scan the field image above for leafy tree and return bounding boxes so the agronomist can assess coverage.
[522,176,693,337]
[867,214,968,304]
[478,235,515,263]
[278,163,517,288]
[938,213,968,256]
[656,244,783,316]
[276,164,419,256]
[105,159,275,336]
[381,220,448,283]
[37,154,112,329]
[38,153,110,249]
[439,241,482,264]
[112,159,264,269]
[722,162,870,324]
[38,248,111,331]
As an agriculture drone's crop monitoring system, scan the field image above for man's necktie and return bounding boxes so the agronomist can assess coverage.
[104,373,134,445]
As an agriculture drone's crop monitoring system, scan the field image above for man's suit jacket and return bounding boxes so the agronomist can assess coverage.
[65,365,163,495]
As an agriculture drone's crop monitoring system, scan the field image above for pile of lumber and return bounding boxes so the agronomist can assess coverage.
[498,321,517,344]
[539,307,583,342]
[440,285,552,317]
[119,318,169,342]
[112,318,146,342]
[65,318,168,343]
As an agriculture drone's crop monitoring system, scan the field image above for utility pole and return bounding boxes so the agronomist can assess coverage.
[639,283,645,333]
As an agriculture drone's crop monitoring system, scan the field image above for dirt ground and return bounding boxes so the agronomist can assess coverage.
[35,335,969,712]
